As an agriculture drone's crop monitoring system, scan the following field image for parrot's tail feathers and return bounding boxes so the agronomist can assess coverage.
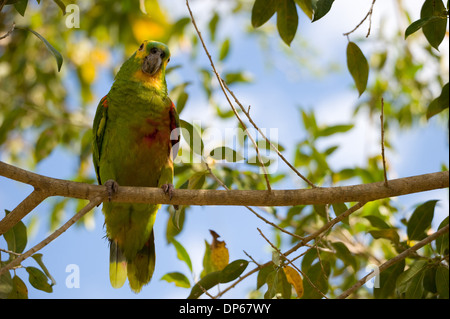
[127,230,156,293]
[109,240,127,289]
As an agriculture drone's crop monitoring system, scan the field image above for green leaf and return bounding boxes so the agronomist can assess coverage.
[187,271,220,299]
[0,270,13,299]
[171,17,191,38]
[427,82,449,119]
[313,204,327,219]
[396,260,427,296]
[8,275,28,299]
[52,0,66,15]
[332,202,349,225]
[364,215,391,229]
[317,124,354,138]
[277,0,298,46]
[31,254,56,286]
[302,261,330,299]
[160,272,190,288]
[301,248,317,273]
[208,12,220,42]
[436,265,449,298]
[295,0,314,20]
[219,38,231,61]
[209,146,244,162]
[312,0,335,22]
[3,210,27,254]
[368,229,400,244]
[201,240,213,278]
[421,0,447,50]
[405,270,425,299]
[331,242,357,271]
[405,16,441,39]
[346,42,369,97]
[407,200,438,241]
[171,238,193,273]
[176,91,189,115]
[25,267,53,293]
[224,71,252,84]
[34,126,59,163]
[218,259,249,283]
[264,268,291,299]
[423,266,437,294]
[251,0,278,28]
[436,216,449,256]
[257,262,275,289]
[180,119,204,156]
[24,28,63,72]
[188,259,249,299]
[187,171,206,190]
[170,205,184,231]
[13,0,27,16]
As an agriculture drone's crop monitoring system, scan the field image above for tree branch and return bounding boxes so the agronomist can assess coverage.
[343,0,377,38]
[1,160,448,233]
[0,189,47,235]
[380,97,388,186]
[0,196,104,276]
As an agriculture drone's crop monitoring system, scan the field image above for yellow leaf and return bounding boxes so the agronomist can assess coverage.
[210,230,229,271]
[131,18,166,43]
[80,61,96,84]
[283,265,304,298]
[91,48,110,66]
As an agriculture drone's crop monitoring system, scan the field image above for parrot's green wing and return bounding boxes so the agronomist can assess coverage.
[92,95,128,289]
[92,95,109,185]
[169,99,180,160]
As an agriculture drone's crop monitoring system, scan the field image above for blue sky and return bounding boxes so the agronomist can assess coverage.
[0,0,448,298]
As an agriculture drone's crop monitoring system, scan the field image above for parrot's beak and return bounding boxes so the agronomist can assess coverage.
[142,49,164,76]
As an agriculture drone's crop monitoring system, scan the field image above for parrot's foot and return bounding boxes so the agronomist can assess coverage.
[105,179,119,201]
[161,183,175,200]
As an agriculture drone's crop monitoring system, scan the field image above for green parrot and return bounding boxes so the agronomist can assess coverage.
[92,40,180,293]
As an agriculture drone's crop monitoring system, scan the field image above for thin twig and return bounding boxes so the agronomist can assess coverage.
[380,98,388,186]
[343,0,377,38]
[0,196,104,276]
[198,283,216,299]
[185,0,272,192]
[337,224,450,299]
[0,248,22,256]
[0,22,15,40]
[221,81,317,188]
[243,250,261,268]
[0,0,7,14]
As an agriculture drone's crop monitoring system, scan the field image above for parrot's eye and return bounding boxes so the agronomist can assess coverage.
[139,43,144,51]
[151,47,158,54]
[167,58,170,63]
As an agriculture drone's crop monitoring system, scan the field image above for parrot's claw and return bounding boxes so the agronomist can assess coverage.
[161,183,175,201]
[105,179,119,201]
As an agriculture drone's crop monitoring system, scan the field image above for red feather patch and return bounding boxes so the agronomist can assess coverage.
[101,96,108,108]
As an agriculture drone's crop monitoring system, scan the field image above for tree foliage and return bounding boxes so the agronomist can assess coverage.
[0,0,449,299]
